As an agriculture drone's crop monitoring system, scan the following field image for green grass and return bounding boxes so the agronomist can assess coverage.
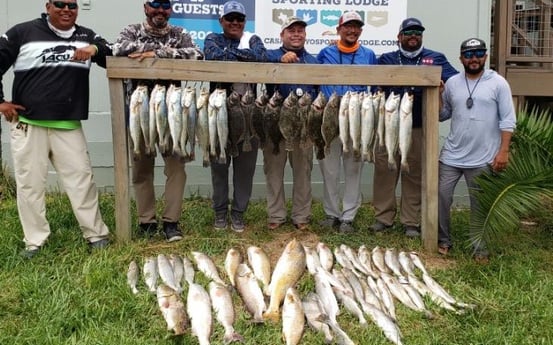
[0,186,552,345]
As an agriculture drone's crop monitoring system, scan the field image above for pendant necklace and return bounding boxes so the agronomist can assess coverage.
[464,73,483,109]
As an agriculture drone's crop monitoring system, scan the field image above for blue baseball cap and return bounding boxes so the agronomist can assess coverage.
[221,1,246,17]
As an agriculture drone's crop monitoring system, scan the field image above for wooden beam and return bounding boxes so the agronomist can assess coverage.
[506,68,553,96]
[106,57,442,86]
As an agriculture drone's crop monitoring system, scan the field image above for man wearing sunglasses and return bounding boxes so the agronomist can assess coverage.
[204,1,267,233]
[371,17,458,239]
[438,38,516,263]
[317,11,377,234]
[113,0,203,242]
[0,0,112,258]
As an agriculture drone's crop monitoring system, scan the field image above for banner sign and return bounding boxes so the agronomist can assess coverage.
[169,0,406,55]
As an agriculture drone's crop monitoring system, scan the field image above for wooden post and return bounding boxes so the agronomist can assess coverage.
[108,77,131,242]
[106,58,442,250]
[421,86,440,252]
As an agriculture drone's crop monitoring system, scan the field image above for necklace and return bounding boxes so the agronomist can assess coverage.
[464,73,483,109]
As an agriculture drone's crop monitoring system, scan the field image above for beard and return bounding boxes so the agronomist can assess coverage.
[464,62,485,75]
[149,14,169,29]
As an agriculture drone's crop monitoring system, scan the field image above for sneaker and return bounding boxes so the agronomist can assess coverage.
[89,238,110,250]
[370,221,392,232]
[20,246,40,259]
[231,214,245,233]
[339,221,355,233]
[404,225,421,238]
[163,222,183,242]
[319,216,340,228]
[438,245,450,256]
[138,222,158,238]
[214,214,228,230]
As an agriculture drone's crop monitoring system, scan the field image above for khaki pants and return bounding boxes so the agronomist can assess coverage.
[372,128,422,227]
[132,152,186,224]
[10,122,109,248]
[263,140,313,225]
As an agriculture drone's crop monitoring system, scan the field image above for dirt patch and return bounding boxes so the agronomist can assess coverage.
[260,229,320,265]
[417,252,457,270]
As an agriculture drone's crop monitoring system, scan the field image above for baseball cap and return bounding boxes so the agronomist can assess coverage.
[281,16,307,31]
[399,17,425,32]
[460,38,487,53]
[221,1,246,17]
[338,11,364,27]
[144,0,170,3]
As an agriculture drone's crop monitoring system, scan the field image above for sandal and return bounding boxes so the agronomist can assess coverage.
[438,245,450,256]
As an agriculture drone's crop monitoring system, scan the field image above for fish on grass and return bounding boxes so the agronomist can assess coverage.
[235,263,266,323]
[187,282,213,345]
[282,287,305,345]
[157,284,188,335]
[263,238,306,322]
[127,260,139,294]
[209,281,244,344]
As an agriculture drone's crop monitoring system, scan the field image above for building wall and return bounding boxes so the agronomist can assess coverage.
[1,0,492,206]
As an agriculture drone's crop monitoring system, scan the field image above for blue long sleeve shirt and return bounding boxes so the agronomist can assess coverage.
[316,45,377,98]
[266,46,319,99]
[204,31,267,93]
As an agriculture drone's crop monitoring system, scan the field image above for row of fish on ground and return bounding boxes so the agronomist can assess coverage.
[129,84,414,171]
[127,239,475,345]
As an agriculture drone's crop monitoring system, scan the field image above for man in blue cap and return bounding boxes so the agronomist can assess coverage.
[371,17,458,238]
[203,0,267,233]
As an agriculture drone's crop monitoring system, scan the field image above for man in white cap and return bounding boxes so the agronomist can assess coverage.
[263,16,318,231]
[371,17,458,238]
[204,0,267,233]
[113,0,203,242]
[317,11,377,233]
[438,38,516,263]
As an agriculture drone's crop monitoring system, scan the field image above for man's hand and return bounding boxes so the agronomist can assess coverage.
[280,51,299,63]
[0,101,26,123]
[71,45,97,61]
[128,51,156,62]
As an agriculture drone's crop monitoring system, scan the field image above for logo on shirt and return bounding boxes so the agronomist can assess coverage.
[36,45,78,63]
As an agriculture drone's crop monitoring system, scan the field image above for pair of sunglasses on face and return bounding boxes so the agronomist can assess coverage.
[402,30,422,37]
[223,14,246,23]
[462,50,486,59]
[51,1,78,10]
[147,1,172,10]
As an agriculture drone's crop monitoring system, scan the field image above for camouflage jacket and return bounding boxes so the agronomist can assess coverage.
[112,22,203,60]
[113,22,203,113]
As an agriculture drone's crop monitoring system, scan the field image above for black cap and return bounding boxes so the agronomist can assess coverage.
[460,38,487,53]
[399,17,425,33]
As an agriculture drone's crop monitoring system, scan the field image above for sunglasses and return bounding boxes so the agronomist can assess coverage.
[462,50,486,59]
[51,1,78,10]
[223,14,246,23]
[147,1,171,10]
[402,30,422,36]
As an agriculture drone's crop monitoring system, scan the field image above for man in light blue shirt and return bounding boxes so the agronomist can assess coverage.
[438,38,516,263]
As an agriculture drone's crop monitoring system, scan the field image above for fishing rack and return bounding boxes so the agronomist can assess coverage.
[106,57,441,251]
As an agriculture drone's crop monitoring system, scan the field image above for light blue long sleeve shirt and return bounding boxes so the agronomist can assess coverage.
[439,69,516,168]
